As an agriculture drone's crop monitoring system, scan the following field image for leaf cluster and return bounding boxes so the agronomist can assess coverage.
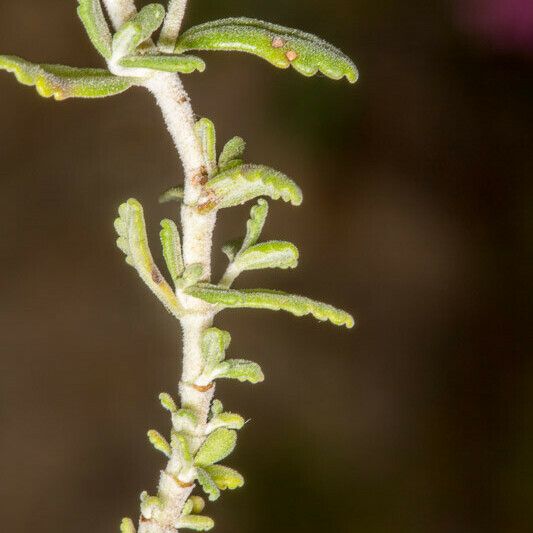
[115,118,354,329]
[0,1,357,100]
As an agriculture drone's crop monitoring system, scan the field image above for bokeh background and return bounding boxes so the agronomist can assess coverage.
[0,1,530,532]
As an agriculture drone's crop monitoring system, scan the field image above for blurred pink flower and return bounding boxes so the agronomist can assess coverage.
[456,0,533,54]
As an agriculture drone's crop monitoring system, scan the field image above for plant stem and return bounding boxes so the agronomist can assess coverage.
[158,0,189,52]
[103,1,218,531]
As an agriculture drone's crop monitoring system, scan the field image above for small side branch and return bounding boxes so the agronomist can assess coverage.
[101,0,137,30]
[159,0,189,52]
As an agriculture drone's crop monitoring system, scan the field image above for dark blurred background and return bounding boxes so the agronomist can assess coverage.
[0,1,530,532]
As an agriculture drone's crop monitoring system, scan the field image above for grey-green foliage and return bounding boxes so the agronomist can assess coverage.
[176,17,358,82]
[197,327,264,386]
[0,2,358,532]
[111,120,353,330]
[2,3,357,97]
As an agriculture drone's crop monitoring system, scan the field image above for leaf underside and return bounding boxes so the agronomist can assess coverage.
[185,284,355,328]
[176,17,358,83]
[0,55,134,100]
[206,164,302,209]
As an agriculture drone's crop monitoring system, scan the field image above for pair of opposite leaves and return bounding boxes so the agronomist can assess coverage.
[0,0,358,100]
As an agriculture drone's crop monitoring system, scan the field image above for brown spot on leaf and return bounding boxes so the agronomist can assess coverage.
[271,36,286,49]
[286,50,298,62]
[151,267,163,284]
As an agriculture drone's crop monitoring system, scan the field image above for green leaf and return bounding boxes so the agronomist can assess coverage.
[234,240,299,272]
[194,428,237,467]
[177,514,215,531]
[195,468,220,501]
[159,186,184,204]
[201,328,231,367]
[120,517,136,533]
[159,392,177,412]
[77,0,113,59]
[172,408,197,433]
[114,199,182,318]
[113,3,166,57]
[176,17,358,83]
[171,431,193,464]
[218,136,246,171]
[147,429,172,458]
[119,54,206,73]
[160,219,184,281]
[195,118,217,175]
[140,492,162,519]
[222,199,269,262]
[210,399,224,416]
[241,199,269,251]
[176,263,205,289]
[208,411,246,431]
[188,495,206,514]
[206,164,302,210]
[222,240,298,289]
[182,499,194,516]
[212,359,265,384]
[185,285,355,328]
[0,56,134,100]
[205,465,244,491]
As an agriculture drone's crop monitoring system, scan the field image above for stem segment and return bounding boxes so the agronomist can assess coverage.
[102,1,218,532]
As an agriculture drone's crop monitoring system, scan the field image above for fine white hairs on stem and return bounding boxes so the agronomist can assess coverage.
[159,0,189,51]
[101,0,137,30]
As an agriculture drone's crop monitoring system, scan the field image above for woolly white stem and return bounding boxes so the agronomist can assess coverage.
[102,2,219,532]
[101,0,137,30]
[158,0,189,52]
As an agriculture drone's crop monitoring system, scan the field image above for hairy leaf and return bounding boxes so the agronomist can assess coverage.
[194,428,237,467]
[114,199,181,318]
[77,0,113,59]
[218,136,246,171]
[159,392,177,412]
[177,514,215,531]
[183,496,206,515]
[147,429,172,458]
[210,399,224,417]
[241,199,269,251]
[212,359,265,384]
[176,263,205,289]
[196,467,220,501]
[171,431,193,464]
[140,492,162,519]
[120,517,136,533]
[235,240,299,272]
[160,219,184,281]
[223,199,269,262]
[0,56,134,100]
[195,118,217,175]
[171,408,197,433]
[206,164,302,209]
[119,54,205,73]
[201,328,231,367]
[208,411,246,431]
[176,17,358,83]
[205,465,244,491]
[185,285,355,328]
[113,3,165,57]
[159,186,184,204]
